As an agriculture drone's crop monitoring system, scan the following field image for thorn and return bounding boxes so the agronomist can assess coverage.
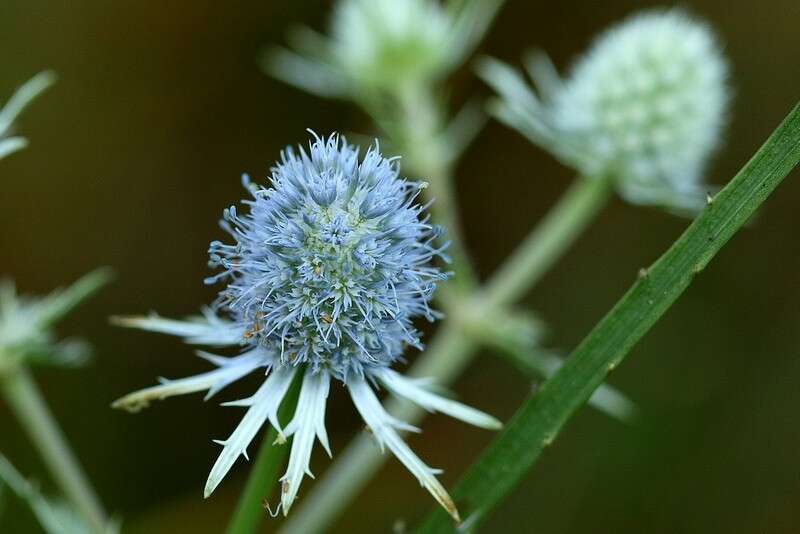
[637,267,649,279]
[706,192,714,205]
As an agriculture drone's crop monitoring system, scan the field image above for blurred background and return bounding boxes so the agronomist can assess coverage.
[1,1,799,532]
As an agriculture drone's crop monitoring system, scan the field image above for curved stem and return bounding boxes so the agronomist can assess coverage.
[0,367,108,533]
[225,372,302,534]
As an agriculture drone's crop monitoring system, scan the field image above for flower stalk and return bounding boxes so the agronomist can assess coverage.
[0,367,108,533]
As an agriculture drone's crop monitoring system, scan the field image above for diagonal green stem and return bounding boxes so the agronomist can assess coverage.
[225,372,302,534]
[0,367,108,533]
[415,102,800,532]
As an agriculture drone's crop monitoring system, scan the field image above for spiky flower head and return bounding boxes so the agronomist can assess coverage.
[0,71,55,160]
[265,0,503,99]
[0,271,109,375]
[480,9,730,210]
[206,133,448,380]
[113,133,500,520]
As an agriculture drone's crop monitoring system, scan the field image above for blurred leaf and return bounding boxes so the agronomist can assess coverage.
[416,101,800,532]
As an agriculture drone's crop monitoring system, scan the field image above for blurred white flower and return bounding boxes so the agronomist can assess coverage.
[0,71,55,160]
[0,270,109,374]
[331,0,450,91]
[265,0,503,99]
[479,9,730,210]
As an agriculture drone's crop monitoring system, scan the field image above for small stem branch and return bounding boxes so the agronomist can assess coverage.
[225,372,302,534]
[0,367,107,533]
[484,175,613,306]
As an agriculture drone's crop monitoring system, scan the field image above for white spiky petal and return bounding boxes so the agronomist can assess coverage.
[204,366,297,498]
[112,313,504,520]
[111,349,269,412]
[279,371,331,515]
[112,308,245,346]
[348,376,460,522]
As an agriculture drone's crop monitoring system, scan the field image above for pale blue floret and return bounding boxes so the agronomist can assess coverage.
[113,133,500,521]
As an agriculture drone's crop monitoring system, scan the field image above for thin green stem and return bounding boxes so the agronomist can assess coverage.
[483,175,613,306]
[416,101,800,532]
[225,373,302,534]
[0,367,107,533]
[396,84,478,293]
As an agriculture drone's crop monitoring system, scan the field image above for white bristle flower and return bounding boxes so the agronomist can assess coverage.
[265,0,503,99]
[330,0,451,91]
[479,9,730,210]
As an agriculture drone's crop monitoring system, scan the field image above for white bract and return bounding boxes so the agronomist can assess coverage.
[0,71,55,160]
[480,9,730,210]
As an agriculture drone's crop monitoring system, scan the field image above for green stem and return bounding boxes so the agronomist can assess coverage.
[0,367,107,533]
[416,101,800,532]
[483,175,613,306]
[278,172,615,533]
[225,373,302,534]
[396,84,478,293]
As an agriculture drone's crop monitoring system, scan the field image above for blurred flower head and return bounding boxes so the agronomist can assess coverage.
[479,9,730,211]
[331,0,450,91]
[264,0,503,100]
[0,71,55,160]
[0,270,109,375]
[113,133,500,519]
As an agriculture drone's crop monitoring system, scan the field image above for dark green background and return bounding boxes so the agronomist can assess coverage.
[1,1,798,532]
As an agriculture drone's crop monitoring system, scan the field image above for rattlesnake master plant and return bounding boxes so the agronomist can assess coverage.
[265,0,503,100]
[0,71,55,160]
[479,9,730,211]
[112,133,500,520]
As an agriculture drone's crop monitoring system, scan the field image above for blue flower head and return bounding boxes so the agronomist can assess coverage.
[113,133,499,521]
[206,133,449,380]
